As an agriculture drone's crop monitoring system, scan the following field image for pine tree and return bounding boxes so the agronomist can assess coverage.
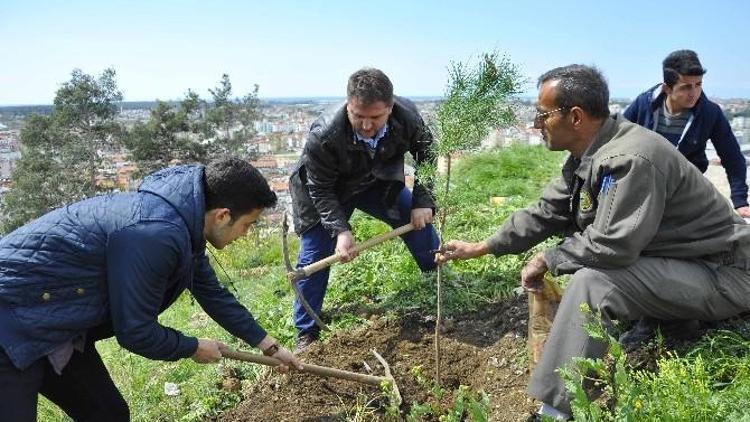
[426,52,524,383]
[124,90,207,177]
[204,75,261,158]
[1,68,123,232]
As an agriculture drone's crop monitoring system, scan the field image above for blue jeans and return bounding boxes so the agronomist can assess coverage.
[293,186,439,337]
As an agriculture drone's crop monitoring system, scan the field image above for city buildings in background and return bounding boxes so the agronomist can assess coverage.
[1,97,749,221]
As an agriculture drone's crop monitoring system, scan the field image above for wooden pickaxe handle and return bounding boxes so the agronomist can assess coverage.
[291,223,415,281]
[221,348,388,387]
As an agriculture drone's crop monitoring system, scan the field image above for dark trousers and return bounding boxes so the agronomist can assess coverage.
[527,256,750,415]
[0,341,129,422]
[294,186,440,336]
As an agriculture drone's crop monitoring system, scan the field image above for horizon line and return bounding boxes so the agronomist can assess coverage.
[4,94,750,108]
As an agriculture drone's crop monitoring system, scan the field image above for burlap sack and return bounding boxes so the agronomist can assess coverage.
[527,273,563,371]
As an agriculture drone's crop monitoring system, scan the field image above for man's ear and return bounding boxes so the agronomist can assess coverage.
[661,82,672,95]
[216,208,231,222]
[207,208,232,224]
[570,106,584,127]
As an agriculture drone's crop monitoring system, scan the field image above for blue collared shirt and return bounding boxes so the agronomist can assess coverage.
[354,123,388,151]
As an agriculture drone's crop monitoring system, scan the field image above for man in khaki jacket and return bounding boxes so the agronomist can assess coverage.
[436,64,750,420]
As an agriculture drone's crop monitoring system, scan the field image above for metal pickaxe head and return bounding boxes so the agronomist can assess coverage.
[281,211,330,332]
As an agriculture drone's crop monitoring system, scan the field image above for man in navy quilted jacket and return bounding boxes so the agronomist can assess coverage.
[0,157,302,421]
[624,49,748,215]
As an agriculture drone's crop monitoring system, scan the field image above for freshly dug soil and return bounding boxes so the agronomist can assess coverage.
[220,296,537,421]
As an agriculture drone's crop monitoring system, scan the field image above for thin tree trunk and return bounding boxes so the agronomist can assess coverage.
[434,154,452,385]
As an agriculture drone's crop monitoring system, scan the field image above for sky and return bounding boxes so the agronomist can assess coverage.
[2,0,749,105]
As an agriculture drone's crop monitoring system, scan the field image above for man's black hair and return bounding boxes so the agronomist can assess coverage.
[538,64,610,119]
[347,68,394,106]
[204,157,277,219]
[663,49,706,87]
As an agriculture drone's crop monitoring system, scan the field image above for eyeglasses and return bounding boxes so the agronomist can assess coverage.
[534,107,567,126]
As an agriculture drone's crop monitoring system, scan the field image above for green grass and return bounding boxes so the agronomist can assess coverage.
[38,145,565,420]
[618,331,750,421]
[563,307,750,421]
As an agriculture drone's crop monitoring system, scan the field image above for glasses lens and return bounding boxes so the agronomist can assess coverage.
[534,110,546,126]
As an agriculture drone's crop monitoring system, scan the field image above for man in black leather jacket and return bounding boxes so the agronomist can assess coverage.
[289,68,439,349]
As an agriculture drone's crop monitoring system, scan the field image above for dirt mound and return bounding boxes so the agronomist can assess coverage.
[220,296,536,421]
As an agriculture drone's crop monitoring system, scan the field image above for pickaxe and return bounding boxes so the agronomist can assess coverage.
[222,347,402,406]
[281,213,415,333]
[282,213,330,332]
[287,222,415,282]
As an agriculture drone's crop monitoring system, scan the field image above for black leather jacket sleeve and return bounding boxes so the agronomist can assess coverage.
[304,130,352,236]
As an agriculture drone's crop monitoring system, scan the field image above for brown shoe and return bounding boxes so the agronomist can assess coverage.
[294,332,318,353]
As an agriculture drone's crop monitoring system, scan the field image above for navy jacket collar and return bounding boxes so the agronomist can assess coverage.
[647,83,707,117]
[138,165,206,255]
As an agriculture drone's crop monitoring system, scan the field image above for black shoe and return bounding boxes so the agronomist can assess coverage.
[619,317,658,350]
[294,332,318,353]
[619,317,700,351]
[659,319,700,340]
[526,413,543,422]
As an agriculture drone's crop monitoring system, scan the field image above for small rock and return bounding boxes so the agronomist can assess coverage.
[163,382,181,396]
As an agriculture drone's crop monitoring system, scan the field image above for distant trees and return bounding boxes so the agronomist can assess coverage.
[204,74,261,157]
[124,91,207,177]
[1,68,123,232]
[1,70,263,233]
[727,107,750,119]
[124,74,262,177]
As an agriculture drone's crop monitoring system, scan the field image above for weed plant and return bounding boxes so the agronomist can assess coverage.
[561,305,750,421]
[403,365,490,421]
